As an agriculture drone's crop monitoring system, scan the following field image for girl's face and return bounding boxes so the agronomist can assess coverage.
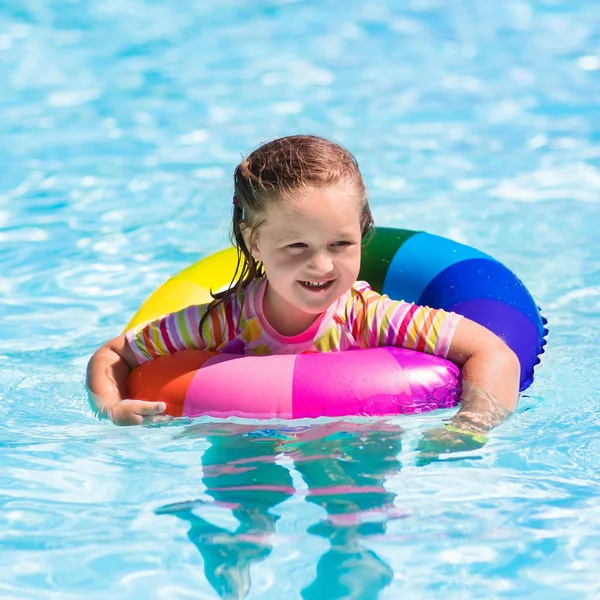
[245,183,363,336]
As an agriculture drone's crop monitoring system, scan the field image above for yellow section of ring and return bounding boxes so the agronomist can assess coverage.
[124,246,239,331]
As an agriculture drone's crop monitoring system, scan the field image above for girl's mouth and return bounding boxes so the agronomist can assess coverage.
[298,280,335,292]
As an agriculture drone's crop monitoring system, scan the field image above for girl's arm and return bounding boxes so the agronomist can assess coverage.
[358,288,520,430]
[87,302,215,425]
[445,318,520,434]
[416,318,519,464]
[87,304,214,425]
[86,334,166,426]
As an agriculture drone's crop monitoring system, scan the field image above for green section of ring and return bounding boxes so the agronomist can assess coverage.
[358,228,418,294]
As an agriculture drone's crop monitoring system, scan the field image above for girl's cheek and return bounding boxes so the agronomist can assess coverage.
[279,252,304,265]
[271,256,296,270]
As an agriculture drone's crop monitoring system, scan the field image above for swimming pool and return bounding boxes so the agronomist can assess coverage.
[1,0,599,597]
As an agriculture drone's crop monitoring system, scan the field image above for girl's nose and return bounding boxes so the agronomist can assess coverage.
[309,251,334,274]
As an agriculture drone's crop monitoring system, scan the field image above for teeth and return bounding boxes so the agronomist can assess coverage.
[303,281,329,288]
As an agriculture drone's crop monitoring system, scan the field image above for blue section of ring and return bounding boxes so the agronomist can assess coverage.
[382,232,489,303]
[380,229,547,391]
[420,258,544,333]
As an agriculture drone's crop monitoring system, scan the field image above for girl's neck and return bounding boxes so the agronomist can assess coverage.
[262,282,321,337]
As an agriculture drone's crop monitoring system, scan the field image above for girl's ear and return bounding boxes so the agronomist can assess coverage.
[241,224,261,261]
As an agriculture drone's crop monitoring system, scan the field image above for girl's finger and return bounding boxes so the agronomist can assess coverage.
[134,401,167,416]
[109,403,144,426]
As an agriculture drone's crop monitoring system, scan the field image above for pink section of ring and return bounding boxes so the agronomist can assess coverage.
[184,353,295,418]
[182,348,459,419]
[291,348,412,417]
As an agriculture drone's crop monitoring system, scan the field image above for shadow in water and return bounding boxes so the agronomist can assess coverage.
[156,420,404,600]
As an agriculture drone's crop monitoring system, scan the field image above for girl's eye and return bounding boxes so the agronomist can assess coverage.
[287,243,307,249]
[332,241,353,247]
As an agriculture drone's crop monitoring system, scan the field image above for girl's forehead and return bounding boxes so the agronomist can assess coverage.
[269,183,363,215]
[259,191,362,239]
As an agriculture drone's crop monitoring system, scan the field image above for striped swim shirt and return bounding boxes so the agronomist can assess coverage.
[126,278,462,363]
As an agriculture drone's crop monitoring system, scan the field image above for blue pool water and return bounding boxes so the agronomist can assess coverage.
[1,0,600,597]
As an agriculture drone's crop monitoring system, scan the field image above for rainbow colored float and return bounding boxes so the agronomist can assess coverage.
[126,228,547,419]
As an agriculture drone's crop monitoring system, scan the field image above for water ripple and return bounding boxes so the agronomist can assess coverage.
[2,0,600,597]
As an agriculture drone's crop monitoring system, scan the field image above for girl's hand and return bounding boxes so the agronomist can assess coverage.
[87,334,145,423]
[104,399,167,426]
[416,425,487,466]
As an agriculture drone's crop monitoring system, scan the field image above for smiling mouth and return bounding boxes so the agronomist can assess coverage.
[298,280,335,291]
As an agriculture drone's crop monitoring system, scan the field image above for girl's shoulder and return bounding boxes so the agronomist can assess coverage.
[339,281,410,320]
[352,280,377,295]
[206,277,267,329]
[331,281,380,317]
[216,277,266,310]
[345,280,384,305]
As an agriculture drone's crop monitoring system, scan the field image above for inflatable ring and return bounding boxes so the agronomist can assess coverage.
[126,228,547,419]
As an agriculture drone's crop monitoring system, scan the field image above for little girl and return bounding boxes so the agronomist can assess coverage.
[87,135,520,435]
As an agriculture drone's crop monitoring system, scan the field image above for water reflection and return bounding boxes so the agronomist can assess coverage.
[156,421,405,599]
[290,422,404,599]
[156,424,293,598]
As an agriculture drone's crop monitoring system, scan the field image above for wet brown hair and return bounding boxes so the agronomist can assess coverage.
[200,135,374,336]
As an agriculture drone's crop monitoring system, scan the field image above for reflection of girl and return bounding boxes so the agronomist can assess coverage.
[156,421,406,600]
[288,421,404,599]
[87,135,519,439]
[156,424,294,599]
